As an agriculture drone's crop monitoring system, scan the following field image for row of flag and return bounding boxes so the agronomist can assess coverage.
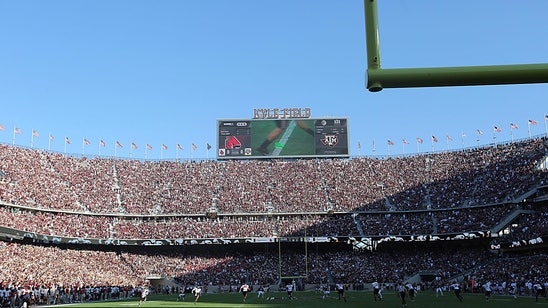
[0,124,213,156]
[357,116,548,153]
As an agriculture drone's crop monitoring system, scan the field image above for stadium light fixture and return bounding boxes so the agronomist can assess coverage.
[364,0,548,92]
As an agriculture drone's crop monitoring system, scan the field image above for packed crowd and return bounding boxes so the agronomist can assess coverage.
[489,207,548,248]
[0,202,540,240]
[0,284,135,307]
[500,210,548,243]
[0,138,544,240]
[0,138,545,216]
[465,254,547,290]
[0,207,112,239]
[0,241,141,288]
[1,240,546,295]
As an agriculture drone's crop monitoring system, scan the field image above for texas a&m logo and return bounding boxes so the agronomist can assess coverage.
[321,135,338,147]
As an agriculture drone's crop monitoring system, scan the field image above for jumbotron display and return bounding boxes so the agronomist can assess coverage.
[216,118,349,159]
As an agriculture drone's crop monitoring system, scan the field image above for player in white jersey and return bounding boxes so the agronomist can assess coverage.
[451,282,463,302]
[533,282,545,302]
[286,283,294,300]
[372,281,382,301]
[483,281,492,301]
[138,287,149,307]
[336,283,347,302]
[509,281,518,298]
[406,283,416,301]
[239,284,250,302]
[397,283,407,307]
[192,286,202,304]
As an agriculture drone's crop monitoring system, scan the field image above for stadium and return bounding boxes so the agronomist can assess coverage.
[0,128,547,307]
[1,1,547,308]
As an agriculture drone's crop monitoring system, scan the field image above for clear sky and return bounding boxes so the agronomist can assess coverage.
[0,1,546,160]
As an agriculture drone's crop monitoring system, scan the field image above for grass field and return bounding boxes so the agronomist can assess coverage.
[46,291,548,308]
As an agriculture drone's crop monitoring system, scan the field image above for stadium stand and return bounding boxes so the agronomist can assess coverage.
[0,137,546,305]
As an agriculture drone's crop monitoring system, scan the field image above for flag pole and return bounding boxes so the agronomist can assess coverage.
[205,143,209,159]
[544,115,548,138]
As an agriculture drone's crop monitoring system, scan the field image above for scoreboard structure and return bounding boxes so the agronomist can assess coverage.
[216,118,350,160]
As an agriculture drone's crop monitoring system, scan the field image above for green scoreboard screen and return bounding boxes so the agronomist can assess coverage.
[216,118,349,159]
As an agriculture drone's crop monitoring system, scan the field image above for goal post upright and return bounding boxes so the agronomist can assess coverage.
[277,227,309,282]
[278,234,282,281]
[304,227,309,278]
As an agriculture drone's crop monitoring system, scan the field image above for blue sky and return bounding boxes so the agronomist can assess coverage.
[0,1,546,160]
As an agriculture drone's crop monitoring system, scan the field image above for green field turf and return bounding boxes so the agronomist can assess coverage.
[47,291,548,308]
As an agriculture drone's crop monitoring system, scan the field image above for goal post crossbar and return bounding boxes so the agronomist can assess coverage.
[280,275,308,280]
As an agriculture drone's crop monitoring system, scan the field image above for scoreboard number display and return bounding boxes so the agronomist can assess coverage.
[217,118,349,159]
